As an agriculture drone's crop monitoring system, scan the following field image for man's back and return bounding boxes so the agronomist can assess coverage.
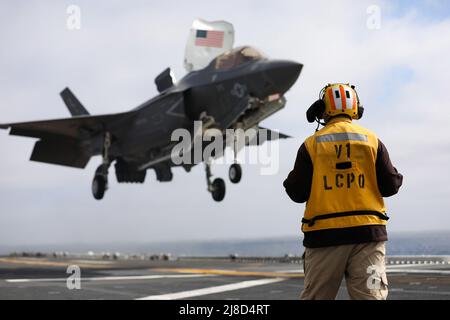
[302,117,388,245]
[283,83,403,299]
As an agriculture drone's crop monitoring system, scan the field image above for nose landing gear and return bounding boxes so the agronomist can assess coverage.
[205,160,226,202]
[229,163,242,184]
[204,128,245,201]
[206,162,242,202]
[211,177,226,202]
[228,130,242,184]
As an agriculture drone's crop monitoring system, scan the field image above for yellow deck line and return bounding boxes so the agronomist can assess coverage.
[152,268,304,278]
[0,258,111,269]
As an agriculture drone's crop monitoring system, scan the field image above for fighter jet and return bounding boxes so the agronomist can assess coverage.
[0,20,302,202]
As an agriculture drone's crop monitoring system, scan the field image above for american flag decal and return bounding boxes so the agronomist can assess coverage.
[195,30,224,48]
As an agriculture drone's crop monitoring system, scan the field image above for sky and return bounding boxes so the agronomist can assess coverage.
[0,0,449,248]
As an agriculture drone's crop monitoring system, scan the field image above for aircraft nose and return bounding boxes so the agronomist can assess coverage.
[262,60,302,95]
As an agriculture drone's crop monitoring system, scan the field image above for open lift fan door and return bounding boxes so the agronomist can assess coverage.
[184,18,234,72]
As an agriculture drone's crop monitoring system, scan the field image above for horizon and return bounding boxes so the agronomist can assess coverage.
[0,230,450,254]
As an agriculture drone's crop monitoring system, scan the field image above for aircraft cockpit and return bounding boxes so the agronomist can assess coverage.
[211,46,266,71]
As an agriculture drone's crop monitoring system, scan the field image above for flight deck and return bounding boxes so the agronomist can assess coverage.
[0,255,449,300]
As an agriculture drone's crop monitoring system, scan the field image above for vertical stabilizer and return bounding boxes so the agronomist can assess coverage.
[60,87,90,116]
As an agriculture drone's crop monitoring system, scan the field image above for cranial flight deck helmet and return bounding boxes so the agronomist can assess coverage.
[306,83,364,125]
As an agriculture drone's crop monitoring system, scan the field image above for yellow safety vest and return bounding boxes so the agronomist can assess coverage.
[302,117,388,233]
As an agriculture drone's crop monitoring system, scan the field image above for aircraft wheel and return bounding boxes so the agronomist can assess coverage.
[92,175,107,200]
[211,178,226,202]
[229,163,242,184]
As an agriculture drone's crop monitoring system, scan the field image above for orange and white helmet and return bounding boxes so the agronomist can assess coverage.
[321,83,360,120]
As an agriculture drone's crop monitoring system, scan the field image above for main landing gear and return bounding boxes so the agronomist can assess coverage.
[92,132,111,200]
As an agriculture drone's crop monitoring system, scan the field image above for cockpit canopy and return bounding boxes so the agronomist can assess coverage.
[211,46,266,71]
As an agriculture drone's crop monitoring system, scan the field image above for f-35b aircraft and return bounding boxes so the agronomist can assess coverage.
[0,20,302,201]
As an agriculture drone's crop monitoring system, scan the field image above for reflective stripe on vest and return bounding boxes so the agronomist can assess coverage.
[316,132,368,143]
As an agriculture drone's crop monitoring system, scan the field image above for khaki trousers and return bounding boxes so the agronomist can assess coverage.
[300,241,388,300]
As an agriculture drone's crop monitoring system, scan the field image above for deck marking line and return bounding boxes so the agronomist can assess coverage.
[6,274,213,283]
[152,268,305,278]
[137,278,286,300]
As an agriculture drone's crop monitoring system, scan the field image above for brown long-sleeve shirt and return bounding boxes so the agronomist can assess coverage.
[284,139,403,248]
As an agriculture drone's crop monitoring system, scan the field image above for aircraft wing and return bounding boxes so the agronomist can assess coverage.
[0,112,135,140]
[0,111,136,168]
[258,126,291,139]
[246,126,291,146]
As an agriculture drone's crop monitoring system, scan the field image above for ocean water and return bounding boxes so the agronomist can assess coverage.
[128,231,450,256]
[1,231,449,257]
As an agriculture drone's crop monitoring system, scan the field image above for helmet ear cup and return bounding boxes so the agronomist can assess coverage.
[351,85,363,120]
[357,106,364,119]
[306,100,325,123]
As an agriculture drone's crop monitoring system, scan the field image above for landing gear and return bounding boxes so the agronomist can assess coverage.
[92,132,112,201]
[205,160,226,202]
[211,178,226,202]
[92,174,107,200]
[203,123,246,201]
[229,129,242,184]
[229,163,242,184]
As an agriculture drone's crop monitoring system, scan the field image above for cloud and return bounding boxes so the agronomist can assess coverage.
[0,0,449,247]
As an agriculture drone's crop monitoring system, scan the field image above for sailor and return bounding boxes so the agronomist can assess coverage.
[283,83,403,300]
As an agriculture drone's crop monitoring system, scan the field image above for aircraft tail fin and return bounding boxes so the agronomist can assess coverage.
[60,87,90,116]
